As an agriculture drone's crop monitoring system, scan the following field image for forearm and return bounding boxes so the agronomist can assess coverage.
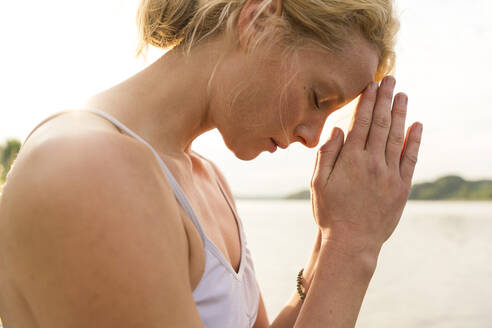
[269,229,322,328]
[292,237,381,328]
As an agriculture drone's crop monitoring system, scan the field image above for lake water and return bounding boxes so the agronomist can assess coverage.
[0,200,490,328]
[237,200,492,328]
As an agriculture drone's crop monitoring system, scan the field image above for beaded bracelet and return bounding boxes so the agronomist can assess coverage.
[296,268,306,301]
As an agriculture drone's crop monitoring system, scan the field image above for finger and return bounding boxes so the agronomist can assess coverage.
[386,92,408,168]
[315,127,345,186]
[310,150,320,189]
[366,76,396,155]
[400,122,423,184]
[344,81,378,150]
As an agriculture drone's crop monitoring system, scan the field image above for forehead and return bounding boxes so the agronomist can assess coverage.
[297,35,379,105]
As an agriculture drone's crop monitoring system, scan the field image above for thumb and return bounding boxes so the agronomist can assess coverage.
[313,127,344,185]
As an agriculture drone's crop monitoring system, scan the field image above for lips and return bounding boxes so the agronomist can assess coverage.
[272,138,287,149]
[269,138,277,153]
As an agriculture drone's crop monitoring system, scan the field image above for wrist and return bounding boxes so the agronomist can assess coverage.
[320,231,381,273]
[321,225,382,257]
[295,236,379,305]
[301,229,322,292]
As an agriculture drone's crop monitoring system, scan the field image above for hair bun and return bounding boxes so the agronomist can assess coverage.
[137,0,197,55]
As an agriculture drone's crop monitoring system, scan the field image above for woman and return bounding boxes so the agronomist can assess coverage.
[0,0,422,326]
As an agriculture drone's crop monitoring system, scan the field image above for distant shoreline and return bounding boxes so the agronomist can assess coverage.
[236,175,492,201]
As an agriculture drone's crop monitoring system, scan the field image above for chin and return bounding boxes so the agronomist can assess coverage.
[223,134,262,161]
[233,149,261,161]
[228,144,261,161]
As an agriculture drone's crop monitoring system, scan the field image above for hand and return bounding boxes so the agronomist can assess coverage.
[310,76,423,254]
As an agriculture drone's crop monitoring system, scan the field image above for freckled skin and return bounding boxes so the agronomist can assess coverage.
[210,32,379,160]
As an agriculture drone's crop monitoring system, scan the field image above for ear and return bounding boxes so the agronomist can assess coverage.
[237,0,282,51]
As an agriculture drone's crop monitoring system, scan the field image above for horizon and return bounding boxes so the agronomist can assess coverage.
[233,174,492,198]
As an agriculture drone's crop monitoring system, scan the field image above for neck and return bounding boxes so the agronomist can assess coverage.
[84,40,226,157]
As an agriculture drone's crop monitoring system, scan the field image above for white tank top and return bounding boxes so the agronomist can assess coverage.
[22,108,261,327]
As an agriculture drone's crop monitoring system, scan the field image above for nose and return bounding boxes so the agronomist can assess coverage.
[294,122,323,148]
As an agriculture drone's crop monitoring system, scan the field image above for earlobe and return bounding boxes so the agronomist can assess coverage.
[237,0,283,51]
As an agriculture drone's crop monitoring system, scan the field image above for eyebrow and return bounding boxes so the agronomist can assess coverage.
[319,80,346,106]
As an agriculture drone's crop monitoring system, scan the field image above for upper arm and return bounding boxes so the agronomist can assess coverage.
[1,134,204,327]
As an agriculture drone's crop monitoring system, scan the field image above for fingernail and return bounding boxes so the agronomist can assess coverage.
[331,128,340,139]
[385,76,396,87]
[398,93,408,106]
[415,123,423,134]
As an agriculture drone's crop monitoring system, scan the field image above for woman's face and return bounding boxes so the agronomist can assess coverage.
[213,33,380,160]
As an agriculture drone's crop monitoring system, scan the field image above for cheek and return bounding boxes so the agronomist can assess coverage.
[224,63,306,136]
[276,83,306,132]
[229,88,289,137]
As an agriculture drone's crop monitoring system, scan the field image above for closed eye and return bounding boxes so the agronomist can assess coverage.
[312,90,320,110]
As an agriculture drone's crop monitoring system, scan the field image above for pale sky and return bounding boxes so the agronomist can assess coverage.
[1,0,491,196]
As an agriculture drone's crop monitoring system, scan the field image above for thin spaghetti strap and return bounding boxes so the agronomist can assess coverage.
[23,109,78,145]
[82,108,208,243]
[192,151,245,228]
[22,107,209,244]
[192,151,247,246]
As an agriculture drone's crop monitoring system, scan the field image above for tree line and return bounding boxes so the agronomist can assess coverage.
[285,175,492,201]
[0,138,21,185]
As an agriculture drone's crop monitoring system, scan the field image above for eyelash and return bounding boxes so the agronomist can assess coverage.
[312,90,320,110]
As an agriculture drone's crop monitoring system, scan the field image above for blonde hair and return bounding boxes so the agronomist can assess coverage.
[136,0,399,81]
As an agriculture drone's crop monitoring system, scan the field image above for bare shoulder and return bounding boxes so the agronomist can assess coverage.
[5,129,170,215]
[0,132,204,327]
